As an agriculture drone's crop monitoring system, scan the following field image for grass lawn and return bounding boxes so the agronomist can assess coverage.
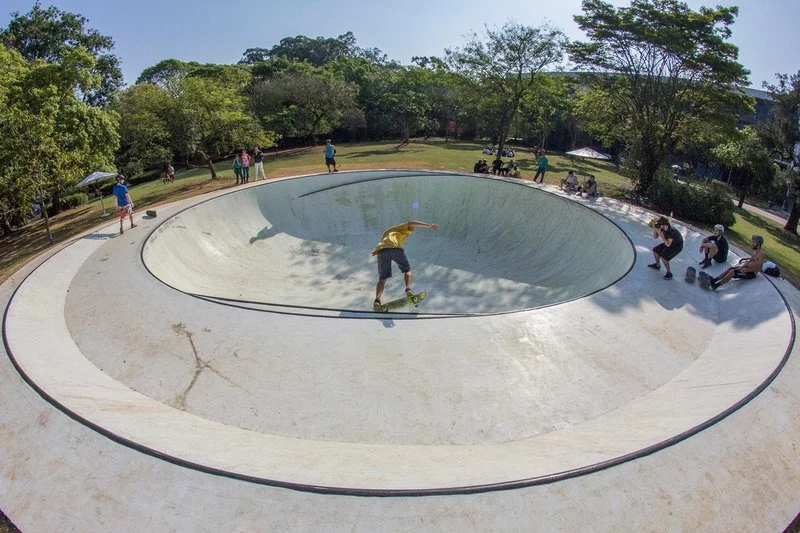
[1,138,797,287]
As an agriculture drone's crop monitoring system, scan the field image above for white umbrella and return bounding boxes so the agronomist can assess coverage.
[565,147,612,160]
[77,171,119,217]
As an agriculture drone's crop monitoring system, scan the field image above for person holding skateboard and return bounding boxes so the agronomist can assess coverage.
[708,235,765,290]
[372,220,438,310]
[648,216,683,280]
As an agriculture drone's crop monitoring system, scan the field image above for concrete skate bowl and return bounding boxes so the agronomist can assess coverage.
[142,171,635,315]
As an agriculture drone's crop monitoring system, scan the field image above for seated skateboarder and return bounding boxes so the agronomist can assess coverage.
[372,220,438,310]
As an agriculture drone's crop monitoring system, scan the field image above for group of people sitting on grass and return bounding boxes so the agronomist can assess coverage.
[473,157,521,178]
[482,147,516,158]
[559,170,599,197]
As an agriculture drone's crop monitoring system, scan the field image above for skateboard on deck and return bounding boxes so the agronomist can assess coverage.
[376,291,426,313]
[685,266,696,284]
[698,271,712,289]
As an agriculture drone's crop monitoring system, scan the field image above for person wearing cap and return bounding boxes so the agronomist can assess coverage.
[647,216,683,280]
[708,235,765,290]
[699,224,729,269]
[112,175,136,235]
[324,139,338,173]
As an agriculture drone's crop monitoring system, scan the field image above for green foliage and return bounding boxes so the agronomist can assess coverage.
[446,21,567,153]
[240,31,386,67]
[710,126,776,204]
[0,1,123,105]
[60,192,88,209]
[570,0,751,193]
[646,171,735,227]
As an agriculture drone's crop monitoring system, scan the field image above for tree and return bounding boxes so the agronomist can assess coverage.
[447,21,567,156]
[250,66,360,144]
[0,44,118,240]
[239,32,383,67]
[113,83,174,177]
[760,71,800,233]
[517,74,574,149]
[711,126,775,208]
[0,1,123,106]
[569,0,751,193]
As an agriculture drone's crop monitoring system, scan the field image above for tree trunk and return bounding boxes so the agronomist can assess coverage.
[198,151,218,180]
[40,191,53,245]
[785,204,800,234]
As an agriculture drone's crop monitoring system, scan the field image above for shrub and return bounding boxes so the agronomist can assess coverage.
[646,170,735,228]
[61,192,89,210]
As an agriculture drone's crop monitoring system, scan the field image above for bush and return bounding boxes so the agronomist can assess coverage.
[646,170,735,228]
[61,192,89,210]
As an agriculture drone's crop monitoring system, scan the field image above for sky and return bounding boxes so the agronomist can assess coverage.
[1,0,798,91]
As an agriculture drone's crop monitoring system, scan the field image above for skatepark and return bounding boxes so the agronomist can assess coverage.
[2,170,800,531]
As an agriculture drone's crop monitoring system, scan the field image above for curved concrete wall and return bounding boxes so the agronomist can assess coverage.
[142,171,634,313]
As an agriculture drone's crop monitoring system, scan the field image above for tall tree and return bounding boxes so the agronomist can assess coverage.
[569,0,750,193]
[0,1,123,106]
[711,126,776,208]
[447,21,567,157]
[760,71,800,233]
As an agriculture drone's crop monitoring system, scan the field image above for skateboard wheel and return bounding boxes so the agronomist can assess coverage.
[411,296,419,303]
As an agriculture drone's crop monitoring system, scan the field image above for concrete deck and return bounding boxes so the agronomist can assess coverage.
[1,170,798,531]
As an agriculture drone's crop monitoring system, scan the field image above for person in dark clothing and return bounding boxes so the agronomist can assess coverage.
[699,224,729,269]
[647,216,683,280]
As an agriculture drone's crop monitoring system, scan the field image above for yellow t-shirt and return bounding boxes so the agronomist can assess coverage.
[371,223,414,255]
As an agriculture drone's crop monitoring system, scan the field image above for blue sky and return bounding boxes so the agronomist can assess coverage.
[1,0,797,90]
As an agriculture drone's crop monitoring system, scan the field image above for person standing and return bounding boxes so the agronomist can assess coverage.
[240,150,250,183]
[533,150,548,183]
[371,220,438,310]
[324,139,338,173]
[647,216,683,280]
[112,175,136,235]
[233,153,243,185]
[253,147,266,181]
[709,235,765,290]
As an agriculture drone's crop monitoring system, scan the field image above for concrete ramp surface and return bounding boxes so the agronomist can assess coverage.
[142,171,634,314]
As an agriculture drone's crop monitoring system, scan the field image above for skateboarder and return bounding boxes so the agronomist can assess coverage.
[112,175,136,235]
[372,220,438,310]
[708,235,765,290]
[324,139,338,173]
[699,224,729,268]
[647,216,683,280]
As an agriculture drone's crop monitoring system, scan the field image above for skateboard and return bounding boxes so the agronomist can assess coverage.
[376,291,426,313]
[698,271,712,289]
[685,266,696,284]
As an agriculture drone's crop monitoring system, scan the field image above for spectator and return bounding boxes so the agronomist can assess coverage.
[577,174,598,197]
[709,235,765,290]
[492,157,503,175]
[699,224,729,269]
[240,150,250,183]
[511,165,522,179]
[648,216,683,280]
[233,153,243,185]
[504,159,514,176]
[253,147,266,180]
[324,139,338,173]
[533,150,548,183]
[473,159,482,173]
[478,160,490,174]
[112,175,136,235]
[559,170,578,191]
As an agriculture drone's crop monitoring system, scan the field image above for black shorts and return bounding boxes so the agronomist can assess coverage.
[377,248,410,280]
[325,157,336,165]
[733,268,757,280]
[653,242,682,261]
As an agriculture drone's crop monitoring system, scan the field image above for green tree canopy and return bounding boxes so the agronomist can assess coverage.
[0,1,123,106]
[570,0,751,193]
[447,21,567,155]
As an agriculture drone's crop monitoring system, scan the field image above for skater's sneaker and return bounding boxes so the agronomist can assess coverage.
[373,300,382,310]
[710,279,719,291]
[663,272,673,280]
[647,263,660,270]
[700,258,711,269]
[405,288,413,297]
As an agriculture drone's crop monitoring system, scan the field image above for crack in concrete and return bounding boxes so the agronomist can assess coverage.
[171,323,247,410]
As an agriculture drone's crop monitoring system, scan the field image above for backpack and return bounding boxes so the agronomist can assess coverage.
[763,261,781,277]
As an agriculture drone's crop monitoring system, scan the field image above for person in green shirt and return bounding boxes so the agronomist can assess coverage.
[371,220,439,310]
[533,150,548,183]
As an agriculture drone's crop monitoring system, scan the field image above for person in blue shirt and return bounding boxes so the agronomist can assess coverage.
[112,175,136,234]
[324,139,338,173]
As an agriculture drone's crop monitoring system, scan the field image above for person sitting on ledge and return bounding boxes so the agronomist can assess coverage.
[560,170,578,191]
[492,157,503,175]
[709,235,764,290]
[577,174,598,197]
[699,224,729,269]
[473,159,482,173]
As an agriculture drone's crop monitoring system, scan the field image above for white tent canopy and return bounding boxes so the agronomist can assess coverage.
[76,171,118,187]
[565,148,612,160]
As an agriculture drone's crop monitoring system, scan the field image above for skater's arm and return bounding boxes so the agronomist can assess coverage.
[408,220,439,230]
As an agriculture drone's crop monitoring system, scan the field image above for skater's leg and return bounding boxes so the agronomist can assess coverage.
[375,278,387,303]
[404,271,413,294]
